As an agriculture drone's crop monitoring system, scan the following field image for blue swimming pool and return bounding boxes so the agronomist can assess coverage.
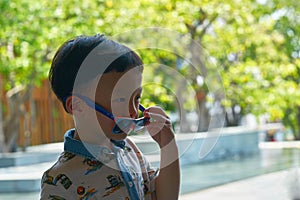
[181,148,300,194]
[0,147,299,199]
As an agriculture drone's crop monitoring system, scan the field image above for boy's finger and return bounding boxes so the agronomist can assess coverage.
[149,121,172,128]
[145,112,170,123]
[145,106,169,118]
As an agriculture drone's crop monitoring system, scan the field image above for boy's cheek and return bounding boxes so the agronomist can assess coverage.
[92,114,113,133]
[111,103,131,118]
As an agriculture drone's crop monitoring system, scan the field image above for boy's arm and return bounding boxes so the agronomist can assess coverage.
[144,107,180,200]
[155,138,180,200]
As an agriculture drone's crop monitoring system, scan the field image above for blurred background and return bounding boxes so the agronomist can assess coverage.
[0,0,299,199]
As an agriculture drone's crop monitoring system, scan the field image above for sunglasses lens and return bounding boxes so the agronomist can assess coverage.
[132,117,150,133]
[112,117,149,134]
[112,125,123,134]
[136,117,149,127]
[113,118,134,134]
[117,119,133,129]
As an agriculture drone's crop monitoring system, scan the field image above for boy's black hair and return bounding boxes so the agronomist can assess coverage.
[48,34,143,111]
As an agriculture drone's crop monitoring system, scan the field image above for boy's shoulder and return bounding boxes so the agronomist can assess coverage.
[41,151,115,189]
[42,151,110,174]
[41,152,82,178]
[40,151,131,199]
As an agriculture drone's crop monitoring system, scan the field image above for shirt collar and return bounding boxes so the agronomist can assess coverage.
[64,129,116,162]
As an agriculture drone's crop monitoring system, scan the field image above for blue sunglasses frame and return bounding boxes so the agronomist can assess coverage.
[66,94,148,134]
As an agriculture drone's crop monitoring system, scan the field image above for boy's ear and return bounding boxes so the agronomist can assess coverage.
[65,96,83,114]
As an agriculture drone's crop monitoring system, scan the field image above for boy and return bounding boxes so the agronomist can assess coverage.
[40,34,180,200]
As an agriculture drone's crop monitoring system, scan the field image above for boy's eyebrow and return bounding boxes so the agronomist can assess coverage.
[111,87,143,102]
[112,97,126,103]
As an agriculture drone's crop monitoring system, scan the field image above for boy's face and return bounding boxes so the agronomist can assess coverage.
[81,67,143,141]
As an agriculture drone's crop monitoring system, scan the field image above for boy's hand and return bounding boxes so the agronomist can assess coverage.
[144,106,175,148]
[145,106,180,200]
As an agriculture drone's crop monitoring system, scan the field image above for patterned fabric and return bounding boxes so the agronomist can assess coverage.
[40,129,158,200]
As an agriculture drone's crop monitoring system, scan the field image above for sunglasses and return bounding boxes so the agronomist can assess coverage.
[70,94,149,134]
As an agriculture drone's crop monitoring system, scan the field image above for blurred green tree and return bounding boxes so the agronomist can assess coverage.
[0,0,109,152]
[0,0,299,152]
[204,0,300,138]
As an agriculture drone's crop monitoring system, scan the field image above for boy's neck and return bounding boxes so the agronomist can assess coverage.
[74,129,114,150]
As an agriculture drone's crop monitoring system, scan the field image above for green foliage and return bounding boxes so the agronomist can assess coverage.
[205,0,300,135]
[1,0,300,136]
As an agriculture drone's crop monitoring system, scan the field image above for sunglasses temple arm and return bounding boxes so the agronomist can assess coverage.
[139,104,146,112]
[74,94,115,120]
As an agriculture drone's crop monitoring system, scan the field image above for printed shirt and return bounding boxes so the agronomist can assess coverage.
[40,129,158,200]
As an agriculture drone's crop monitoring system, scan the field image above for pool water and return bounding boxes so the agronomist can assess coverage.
[181,148,300,194]
[0,148,299,199]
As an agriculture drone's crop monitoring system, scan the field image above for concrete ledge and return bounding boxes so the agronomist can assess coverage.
[0,152,60,168]
[178,130,259,165]
[0,143,62,168]
[131,127,260,166]
[0,162,54,193]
